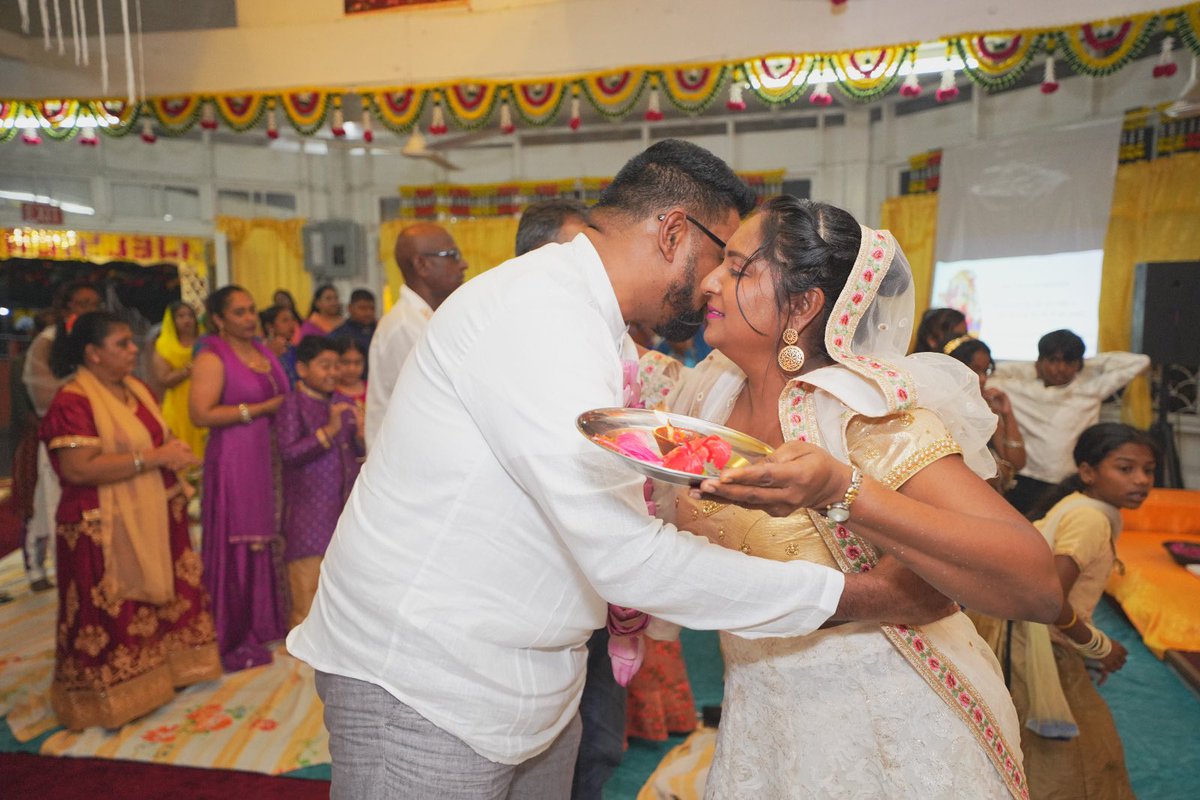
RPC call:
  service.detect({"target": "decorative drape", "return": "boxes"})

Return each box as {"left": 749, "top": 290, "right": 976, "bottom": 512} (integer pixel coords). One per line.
{"left": 215, "top": 217, "right": 311, "bottom": 313}
{"left": 880, "top": 193, "right": 939, "bottom": 351}
{"left": 1099, "top": 151, "right": 1200, "bottom": 427}
{"left": 379, "top": 217, "right": 520, "bottom": 308}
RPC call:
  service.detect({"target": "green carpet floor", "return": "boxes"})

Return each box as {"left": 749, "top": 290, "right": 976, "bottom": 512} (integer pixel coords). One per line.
{"left": 603, "top": 603, "right": 1200, "bottom": 799}
{"left": 3, "top": 603, "right": 1196, "bottom": 797}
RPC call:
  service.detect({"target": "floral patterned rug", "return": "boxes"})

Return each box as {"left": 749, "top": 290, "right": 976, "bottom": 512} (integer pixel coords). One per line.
{"left": 0, "top": 550, "right": 330, "bottom": 775}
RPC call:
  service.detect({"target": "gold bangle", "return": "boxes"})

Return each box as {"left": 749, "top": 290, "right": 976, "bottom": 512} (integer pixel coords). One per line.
{"left": 315, "top": 427, "right": 331, "bottom": 449}
{"left": 1055, "top": 609, "right": 1078, "bottom": 629}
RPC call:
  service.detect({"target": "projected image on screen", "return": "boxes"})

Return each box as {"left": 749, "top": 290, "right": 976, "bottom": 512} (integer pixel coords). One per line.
{"left": 930, "top": 250, "right": 1103, "bottom": 362}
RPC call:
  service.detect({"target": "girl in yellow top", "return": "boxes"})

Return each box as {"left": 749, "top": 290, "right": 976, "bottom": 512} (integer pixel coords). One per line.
{"left": 152, "top": 302, "right": 207, "bottom": 459}
{"left": 1011, "top": 423, "right": 1157, "bottom": 800}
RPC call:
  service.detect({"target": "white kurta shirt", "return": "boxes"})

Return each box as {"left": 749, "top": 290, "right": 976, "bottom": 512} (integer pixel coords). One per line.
{"left": 287, "top": 234, "right": 844, "bottom": 764}
{"left": 364, "top": 283, "right": 434, "bottom": 449}
{"left": 991, "top": 352, "right": 1150, "bottom": 483}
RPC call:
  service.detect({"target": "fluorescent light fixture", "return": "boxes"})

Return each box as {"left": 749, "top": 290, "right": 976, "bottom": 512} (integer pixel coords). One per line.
{"left": 0, "top": 189, "right": 96, "bottom": 215}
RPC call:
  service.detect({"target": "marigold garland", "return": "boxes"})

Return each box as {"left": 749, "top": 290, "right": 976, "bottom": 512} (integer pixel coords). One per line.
{"left": 3, "top": 2, "right": 1198, "bottom": 140}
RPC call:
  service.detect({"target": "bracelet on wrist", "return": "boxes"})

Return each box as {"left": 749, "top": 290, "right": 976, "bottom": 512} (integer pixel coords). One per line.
{"left": 1070, "top": 623, "right": 1113, "bottom": 660}
{"left": 132, "top": 451, "right": 145, "bottom": 474}
{"left": 315, "top": 427, "right": 332, "bottom": 449}
{"left": 238, "top": 403, "right": 252, "bottom": 425}
{"left": 1055, "top": 609, "right": 1078, "bottom": 630}
{"left": 1004, "top": 438, "right": 1025, "bottom": 449}
{"left": 826, "top": 466, "right": 863, "bottom": 524}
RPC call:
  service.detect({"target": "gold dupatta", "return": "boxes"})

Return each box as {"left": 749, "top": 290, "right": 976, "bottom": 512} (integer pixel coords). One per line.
{"left": 71, "top": 367, "right": 175, "bottom": 605}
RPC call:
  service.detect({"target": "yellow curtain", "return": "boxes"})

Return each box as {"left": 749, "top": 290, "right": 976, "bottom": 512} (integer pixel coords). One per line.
{"left": 880, "top": 193, "right": 939, "bottom": 350}
{"left": 215, "top": 217, "right": 312, "bottom": 312}
{"left": 1099, "top": 151, "right": 1200, "bottom": 427}
{"left": 380, "top": 217, "right": 520, "bottom": 309}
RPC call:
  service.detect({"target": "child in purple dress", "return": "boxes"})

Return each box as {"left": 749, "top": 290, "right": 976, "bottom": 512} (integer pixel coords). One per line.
{"left": 275, "top": 336, "right": 365, "bottom": 628}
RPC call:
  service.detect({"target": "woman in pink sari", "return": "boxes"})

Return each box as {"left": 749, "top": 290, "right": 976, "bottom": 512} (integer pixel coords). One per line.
{"left": 190, "top": 286, "right": 290, "bottom": 672}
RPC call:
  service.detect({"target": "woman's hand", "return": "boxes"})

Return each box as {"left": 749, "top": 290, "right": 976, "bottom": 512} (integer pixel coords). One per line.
{"left": 150, "top": 438, "right": 200, "bottom": 472}
{"left": 694, "top": 441, "right": 852, "bottom": 517}
{"left": 982, "top": 387, "right": 1012, "bottom": 416}
{"left": 258, "top": 394, "right": 285, "bottom": 418}
{"left": 1094, "top": 638, "right": 1128, "bottom": 684}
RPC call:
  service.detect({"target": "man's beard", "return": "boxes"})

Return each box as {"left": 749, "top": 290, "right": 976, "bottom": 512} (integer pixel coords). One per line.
{"left": 653, "top": 252, "right": 704, "bottom": 342}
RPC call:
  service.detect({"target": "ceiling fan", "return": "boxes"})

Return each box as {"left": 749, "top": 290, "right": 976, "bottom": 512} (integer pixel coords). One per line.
{"left": 401, "top": 128, "right": 462, "bottom": 171}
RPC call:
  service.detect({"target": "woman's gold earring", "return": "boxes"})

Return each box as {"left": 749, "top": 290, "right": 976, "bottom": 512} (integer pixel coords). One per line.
{"left": 777, "top": 328, "right": 805, "bottom": 373}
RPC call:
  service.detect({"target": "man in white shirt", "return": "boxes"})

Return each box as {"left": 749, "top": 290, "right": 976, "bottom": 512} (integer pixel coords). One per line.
{"left": 364, "top": 222, "right": 466, "bottom": 448}
{"left": 289, "top": 140, "right": 951, "bottom": 799}
{"left": 991, "top": 328, "right": 1150, "bottom": 513}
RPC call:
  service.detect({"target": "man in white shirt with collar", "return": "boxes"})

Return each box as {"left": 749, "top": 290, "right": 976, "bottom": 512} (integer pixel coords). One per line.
{"left": 991, "top": 328, "right": 1150, "bottom": 513}
{"left": 289, "top": 141, "right": 951, "bottom": 799}
{"left": 364, "top": 222, "right": 466, "bottom": 448}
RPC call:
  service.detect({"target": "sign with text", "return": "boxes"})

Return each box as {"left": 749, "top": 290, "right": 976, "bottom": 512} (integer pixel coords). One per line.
{"left": 20, "top": 203, "right": 63, "bottom": 226}
{"left": 0, "top": 228, "right": 209, "bottom": 272}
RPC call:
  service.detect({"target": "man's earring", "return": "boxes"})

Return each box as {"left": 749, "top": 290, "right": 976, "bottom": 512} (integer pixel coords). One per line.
{"left": 778, "top": 328, "right": 805, "bottom": 373}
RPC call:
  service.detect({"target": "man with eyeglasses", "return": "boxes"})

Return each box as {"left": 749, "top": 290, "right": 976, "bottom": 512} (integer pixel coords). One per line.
{"left": 363, "top": 222, "right": 467, "bottom": 448}
{"left": 290, "top": 140, "right": 954, "bottom": 799}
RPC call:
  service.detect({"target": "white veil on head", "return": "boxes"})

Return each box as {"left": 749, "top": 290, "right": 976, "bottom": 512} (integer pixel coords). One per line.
{"left": 792, "top": 225, "right": 998, "bottom": 479}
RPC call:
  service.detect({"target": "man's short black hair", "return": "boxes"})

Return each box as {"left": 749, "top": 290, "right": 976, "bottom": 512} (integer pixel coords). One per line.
{"left": 296, "top": 334, "right": 338, "bottom": 364}
{"left": 515, "top": 199, "right": 589, "bottom": 257}
{"left": 349, "top": 289, "right": 376, "bottom": 304}
{"left": 1037, "top": 329, "right": 1085, "bottom": 364}
{"left": 595, "top": 139, "right": 756, "bottom": 224}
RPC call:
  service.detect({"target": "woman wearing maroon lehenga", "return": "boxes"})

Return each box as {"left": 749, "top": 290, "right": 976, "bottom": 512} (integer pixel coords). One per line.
{"left": 41, "top": 312, "right": 220, "bottom": 730}
{"left": 190, "top": 286, "right": 290, "bottom": 672}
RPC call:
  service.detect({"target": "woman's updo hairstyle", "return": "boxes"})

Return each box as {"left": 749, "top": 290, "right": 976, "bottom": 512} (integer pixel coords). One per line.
{"left": 205, "top": 285, "right": 249, "bottom": 325}
{"left": 49, "top": 311, "right": 127, "bottom": 378}
{"left": 746, "top": 196, "right": 861, "bottom": 353}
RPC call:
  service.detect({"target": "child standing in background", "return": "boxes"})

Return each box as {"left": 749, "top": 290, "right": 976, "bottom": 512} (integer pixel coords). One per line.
{"left": 990, "top": 329, "right": 1149, "bottom": 514}
{"left": 334, "top": 337, "right": 368, "bottom": 412}
{"left": 275, "top": 336, "right": 364, "bottom": 629}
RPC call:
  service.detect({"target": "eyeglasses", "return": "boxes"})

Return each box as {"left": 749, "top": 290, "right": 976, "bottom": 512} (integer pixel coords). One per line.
{"left": 421, "top": 248, "right": 464, "bottom": 261}
{"left": 657, "top": 214, "right": 726, "bottom": 251}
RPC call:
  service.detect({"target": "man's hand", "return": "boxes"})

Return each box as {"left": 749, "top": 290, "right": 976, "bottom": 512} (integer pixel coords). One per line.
{"left": 825, "top": 556, "right": 958, "bottom": 627}
{"left": 694, "top": 441, "right": 851, "bottom": 518}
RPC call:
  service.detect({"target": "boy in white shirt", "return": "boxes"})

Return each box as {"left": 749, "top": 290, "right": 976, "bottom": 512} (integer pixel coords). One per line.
{"left": 991, "top": 329, "right": 1150, "bottom": 513}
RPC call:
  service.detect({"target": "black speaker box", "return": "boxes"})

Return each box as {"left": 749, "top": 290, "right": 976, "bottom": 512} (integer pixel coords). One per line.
{"left": 1131, "top": 261, "right": 1200, "bottom": 365}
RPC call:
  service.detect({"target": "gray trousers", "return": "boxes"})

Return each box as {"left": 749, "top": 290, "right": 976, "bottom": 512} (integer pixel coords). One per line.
{"left": 316, "top": 670, "right": 583, "bottom": 800}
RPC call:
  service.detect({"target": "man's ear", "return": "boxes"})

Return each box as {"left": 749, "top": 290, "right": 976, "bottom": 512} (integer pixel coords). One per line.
{"left": 656, "top": 209, "right": 688, "bottom": 263}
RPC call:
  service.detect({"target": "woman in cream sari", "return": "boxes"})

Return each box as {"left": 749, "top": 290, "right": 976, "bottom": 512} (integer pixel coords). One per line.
{"left": 41, "top": 311, "right": 220, "bottom": 729}
{"left": 653, "top": 197, "right": 1057, "bottom": 799}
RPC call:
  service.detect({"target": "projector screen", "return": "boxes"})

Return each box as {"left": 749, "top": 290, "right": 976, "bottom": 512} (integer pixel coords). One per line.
{"left": 930, "top": 250, "right": 1104, "bottom": 361}
{"left": 932, "top": 120, "right": 1120, "bottom": 361}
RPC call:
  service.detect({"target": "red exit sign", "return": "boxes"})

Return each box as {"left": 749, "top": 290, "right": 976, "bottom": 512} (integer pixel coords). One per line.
{"left": 21, "top": 203, "right": 64, "bottom": 225}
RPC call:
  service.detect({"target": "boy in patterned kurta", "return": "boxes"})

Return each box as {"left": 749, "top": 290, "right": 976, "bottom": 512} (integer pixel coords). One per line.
{"left": 275, "top": 336, "right": 365, "bottom": 628}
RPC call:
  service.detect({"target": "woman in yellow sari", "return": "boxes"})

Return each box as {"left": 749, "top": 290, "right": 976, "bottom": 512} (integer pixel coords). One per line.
{"left": 152, "top": 302, "right": 207, "bottom": 458}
